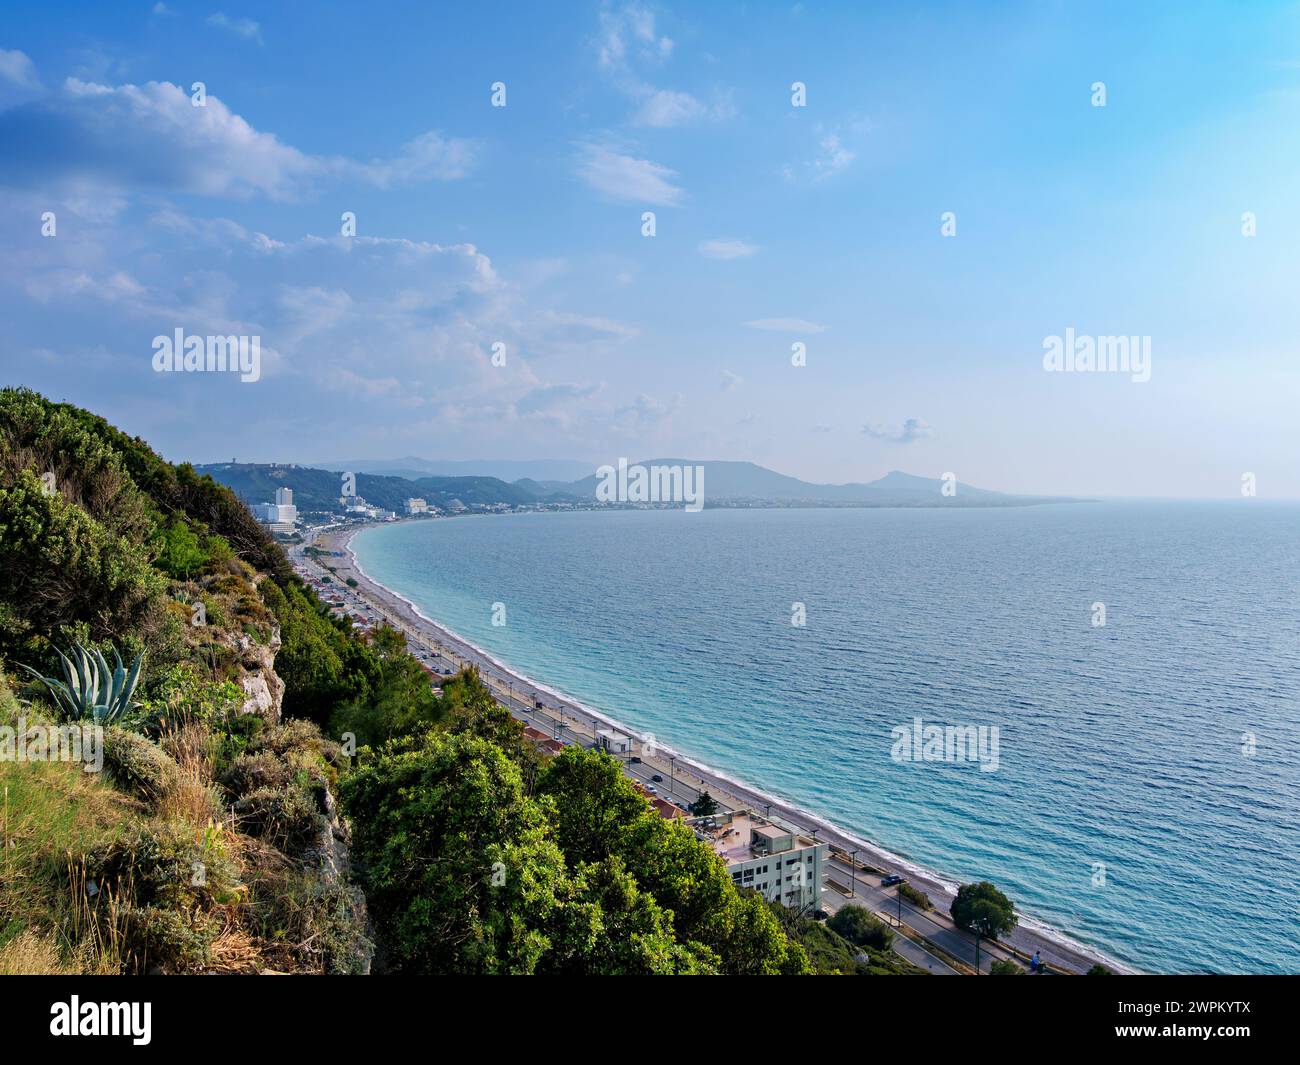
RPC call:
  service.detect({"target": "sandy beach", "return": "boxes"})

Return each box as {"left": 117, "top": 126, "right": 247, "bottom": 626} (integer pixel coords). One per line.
{"left": 298, "top": 520, "right": 1133, "bottom": 976}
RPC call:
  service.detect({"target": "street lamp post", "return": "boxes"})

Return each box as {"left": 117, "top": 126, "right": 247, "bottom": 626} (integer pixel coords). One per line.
{"left": 897, "top": 885, "right": 903, "bottom": 927}
{"left": 849, "top": 849, "right": 857, "bottom": 897}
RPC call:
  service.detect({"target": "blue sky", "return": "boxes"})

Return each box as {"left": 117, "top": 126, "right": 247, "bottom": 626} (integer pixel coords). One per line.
{"left": 1, "top": 0, "right": 1298, "bottom": 496}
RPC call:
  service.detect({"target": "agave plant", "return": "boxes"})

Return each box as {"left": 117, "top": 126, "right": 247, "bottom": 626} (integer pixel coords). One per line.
{"left": 19, "top": 643, "right": 145, "bottom": 724}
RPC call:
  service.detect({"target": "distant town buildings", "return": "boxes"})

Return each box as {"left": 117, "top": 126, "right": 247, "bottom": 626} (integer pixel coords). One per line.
{"left": 252, "top": 487, "right": 298, "bottom": 534}
{"left": 696, "top": 811, "right": 828, "bottom": 911}
{"left": 403, "top": 497, "right": 429, "bottom": 515}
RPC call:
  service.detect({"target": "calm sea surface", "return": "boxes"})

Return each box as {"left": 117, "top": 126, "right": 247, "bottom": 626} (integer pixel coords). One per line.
{"left": 353, "top": 503, "right": 1300, "bottom": 973}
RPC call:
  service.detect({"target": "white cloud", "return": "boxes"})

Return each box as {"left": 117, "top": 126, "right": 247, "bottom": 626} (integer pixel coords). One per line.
{"left": 720, "top": 370, "right": 743, "bottom": 392}
{"left": 616, "top": 391, "right": 682, "bottom": 427}
{"left": 206, "top": 13, "right": 264, "bottom": 45}
{"left": 784, "top": 120, "right": 869, "bottom": 182}
{"left": 744, "top": 317, "right": 827, "bottom": 333}
{"left": 537, "top": 310, "right": 639, "bottom": 344}
{"left": 0, "top": 79, "right": 476, "bottom": 200}
{"left": 575, "top": 142, "right": 683, "bottom": 206}
{"left": 634, "top": 89, "right": 705, "bottom": 127}
{"left": 596, "top": 2, "right": 673, "bottom": 75}
{"left": 699, "top": 238, "right": 758, "bottom": 260}
{"left": 595, "top": 3, "right": 732, "bottom": 128}
{"left": 0, "top": 49, "right": 41, "bottom": 90}
{"left": 862, "top": 418, "right": 931, "bottom": 444}
{"left": 811, "top": 132, "right": 855, "bottom": 179}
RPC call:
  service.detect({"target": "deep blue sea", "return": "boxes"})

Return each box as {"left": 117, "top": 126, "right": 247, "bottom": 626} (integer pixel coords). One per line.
{"left": 352, "top": 503, "right": 1300, "bottom": 974}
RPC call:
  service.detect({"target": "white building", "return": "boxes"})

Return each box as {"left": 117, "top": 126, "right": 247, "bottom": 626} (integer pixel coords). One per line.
{"left": 595, "top": 729, "right": 630, "bottom": 754}
{"left": 697, "top": 811, "right": 828, "bottom": 911}
{"left": 252, "top": 486, "right": 298, "bottom": 530}
{"left": 404, "top": 497, "right": 429, "bottom": 515}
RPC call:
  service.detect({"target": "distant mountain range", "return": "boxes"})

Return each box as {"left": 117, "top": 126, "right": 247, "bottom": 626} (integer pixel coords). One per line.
{"left": 200, "top": 458, "right": 1080, "bottom": 513}
{"left": 315, "top": 456, "right": 595, "bottom": 482}
{"left": 570, "top": 461, "right": 1076, "bottom": 506}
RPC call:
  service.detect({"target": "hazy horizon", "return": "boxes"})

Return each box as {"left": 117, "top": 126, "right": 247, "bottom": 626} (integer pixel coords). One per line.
{"left": 3, "top": 1, "right": 1299, "bottom": 499}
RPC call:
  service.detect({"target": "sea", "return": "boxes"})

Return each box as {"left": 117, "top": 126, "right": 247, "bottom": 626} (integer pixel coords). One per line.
{"left": 351, "top": 502, "right": 1300, "bottom": 974}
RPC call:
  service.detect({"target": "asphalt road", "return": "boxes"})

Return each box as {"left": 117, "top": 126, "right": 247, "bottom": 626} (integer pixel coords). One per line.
{"left": 292, "top": 531, "right": 1050, "bottom": 977}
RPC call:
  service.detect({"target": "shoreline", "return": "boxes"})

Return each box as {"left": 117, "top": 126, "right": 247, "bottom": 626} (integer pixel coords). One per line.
{"left": 306, "top": 517, "right": 1136, "bottom": 975}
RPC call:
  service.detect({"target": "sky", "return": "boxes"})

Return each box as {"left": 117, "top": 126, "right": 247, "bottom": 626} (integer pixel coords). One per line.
{"left": 1, "top": 0, "right": 1299, "bottom": 497}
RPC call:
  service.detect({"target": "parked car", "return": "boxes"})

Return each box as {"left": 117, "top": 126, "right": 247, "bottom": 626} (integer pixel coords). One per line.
{"left": 628, "top": 756, "right": 642, "bottom": 764}
{"left": 881, "top": 874, "right": 906, "bottom": 887}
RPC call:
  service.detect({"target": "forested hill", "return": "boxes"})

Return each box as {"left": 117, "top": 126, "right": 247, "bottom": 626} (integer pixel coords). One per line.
{"left": 0, "top": 387, "right": 887, "bottom": 976}
{"left": 197, "top": 462, "right": 573, "bottom": 513}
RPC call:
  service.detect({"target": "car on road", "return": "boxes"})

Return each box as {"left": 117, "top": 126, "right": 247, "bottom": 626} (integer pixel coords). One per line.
{"left": 881, "top": 874, "right": 907, "bottom": 887}
{"left": 628, "top": 756, "right": 641, "bottom": 764}
{"left": 651, "top": 774, "right": 663, "bottom": 783}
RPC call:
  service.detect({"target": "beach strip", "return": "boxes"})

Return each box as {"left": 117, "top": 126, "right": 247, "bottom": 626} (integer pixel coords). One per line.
{"left": 298, "top": 521, "right": 1134, "bottom": 976}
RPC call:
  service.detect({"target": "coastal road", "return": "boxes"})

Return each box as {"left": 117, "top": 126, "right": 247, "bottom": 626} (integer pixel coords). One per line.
{"left": 292, "top": 528, "right": 1081, "bottom": 976}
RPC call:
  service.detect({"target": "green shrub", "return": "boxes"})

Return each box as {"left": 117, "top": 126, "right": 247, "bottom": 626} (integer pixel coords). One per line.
{"left": 119, "top": 905, "right": 220, "bottom": 974}
{"left": 990, "top": 958, "right": 1024, "bottom": 975}
{"left": 234, "top": 786, "right": 322, "bottom": 852}
{"left": 100, "top": 727, "right": 180, "bottom": 806}
{"left": 827, "top": 903, "right": 894, "bottom": 951}
{"left": 221, "top": 751, "right": 291, "bottom": 797}
{"left": 899, "top": 882, "right": 932, "bottom": 910}
{"left": 88, "top": 822, "right": 240, "bottom": 914}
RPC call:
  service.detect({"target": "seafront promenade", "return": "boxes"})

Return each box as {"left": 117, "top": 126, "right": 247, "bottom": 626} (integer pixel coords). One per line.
{"left": 292, "top": 523, "right": 1129, "bottom": 976}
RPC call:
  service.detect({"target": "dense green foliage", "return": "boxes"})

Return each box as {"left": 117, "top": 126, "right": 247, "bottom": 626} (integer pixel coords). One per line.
{"left": 1, "top": 388, "right": 816, "bottom": 977}
{"left": 899, "top": 882, "right": 932, "bottom": 910}
{"left": 688, "top": 790, "right": 718, "bottom": 816}
{"left": 828, "top": 903, "right": 895, "bottom": 951}
{"left": 344, "top": 735, "right": 810, "bottom": 974}
{"left": 951, "top": 881, "right": 1018, "bottom": 942}
{"left": 200, "top": 461, "right": 562, "bottom": 514}
{"left": 328, "top": 626, "right": 446, "bottom": 746}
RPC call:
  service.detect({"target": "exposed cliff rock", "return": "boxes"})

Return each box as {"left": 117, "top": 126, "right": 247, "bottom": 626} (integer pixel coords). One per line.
{"left": 233, "top": 626, "right": 284, "bottom": 723}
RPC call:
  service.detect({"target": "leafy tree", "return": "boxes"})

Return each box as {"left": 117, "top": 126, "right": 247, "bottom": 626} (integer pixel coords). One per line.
{"left": 619, "top": 813, "right": 810, "bottom": 974}
{"left": 259, "top": 578, "right": 379, "bottom": 723}
{"left": 0, "top": 469, "right": 165, "bottom": 659}
{"left": 152, "top": 518, "right": 207, "bottom": 579}
{"left": 329, "top": 625, "right": 446, "bottom": 746}
{"left": 341, "top": 730, "right": 568, "bottom": 974}
{"left": 536, "top": 746, "right": 652, "bottom": 865}
{"left": 441, "top": 668, "right": 538, "bottom": 783}
{"left": 950, "top": 880, "right": 1018, "bottom": 973}
{"left": 542, "top": 856, "right": 713, "bottom": 975}
{"left": 828, "top": 903, "right": 894, "bottom": 951}
{"left": 688, "top": 790, "right": 718, "bottom": 816}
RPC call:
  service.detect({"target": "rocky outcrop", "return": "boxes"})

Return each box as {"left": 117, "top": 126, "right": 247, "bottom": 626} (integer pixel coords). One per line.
{"left": 306, "top": 784, "right": 375, "bottom": 975}
{"left": 233, "top": 625, "right": 284, "bottom": 724}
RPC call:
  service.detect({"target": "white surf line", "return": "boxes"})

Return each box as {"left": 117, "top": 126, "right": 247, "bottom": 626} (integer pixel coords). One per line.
{"left": 326, "top": 522, "right": 1137, "bottom": 975}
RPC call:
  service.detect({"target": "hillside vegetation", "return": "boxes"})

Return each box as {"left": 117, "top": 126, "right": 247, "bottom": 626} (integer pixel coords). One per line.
{"left": 0, "top": 387, "right": 815, "bottom": 975}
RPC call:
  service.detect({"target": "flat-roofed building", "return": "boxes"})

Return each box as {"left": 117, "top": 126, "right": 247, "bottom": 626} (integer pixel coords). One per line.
{"left": 695, "top": 810, "right": 827, "bottom": 911}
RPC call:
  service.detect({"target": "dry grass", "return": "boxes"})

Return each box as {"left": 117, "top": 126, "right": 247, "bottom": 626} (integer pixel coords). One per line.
{"left": 0, "top": 929, "right": 77, "bottom": 974}
{"left": 155, "top": 719, "right": 223, "bottom": 825}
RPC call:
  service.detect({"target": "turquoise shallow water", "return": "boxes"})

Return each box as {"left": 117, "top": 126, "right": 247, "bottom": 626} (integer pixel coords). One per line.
{"left": 352, "top": 502, "right": 1300, "bottom": 974}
